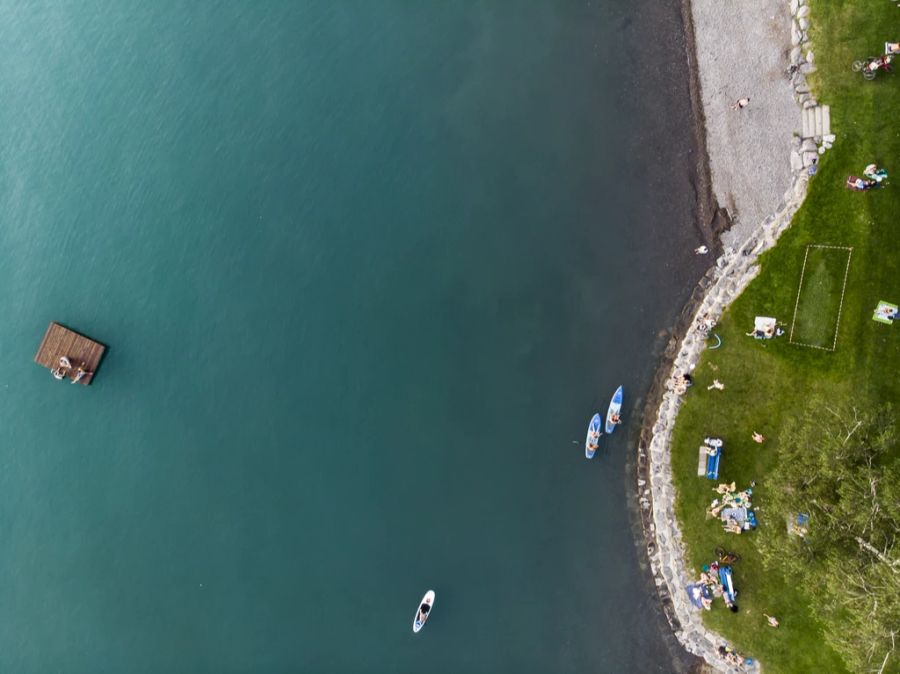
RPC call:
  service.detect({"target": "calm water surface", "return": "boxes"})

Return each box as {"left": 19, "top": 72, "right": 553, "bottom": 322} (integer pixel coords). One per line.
{"left": 0, "top": 2, "right": 706, "bottom": 672}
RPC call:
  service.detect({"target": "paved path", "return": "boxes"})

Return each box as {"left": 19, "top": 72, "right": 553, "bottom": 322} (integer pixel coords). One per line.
{"left": 691, "top": 0, "right": 799, "bottom": 247}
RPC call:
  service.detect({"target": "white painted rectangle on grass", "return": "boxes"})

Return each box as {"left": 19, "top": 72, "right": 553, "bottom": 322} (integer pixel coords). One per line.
{"left": 788, "top": 244, "right": 852, "bottom": 352}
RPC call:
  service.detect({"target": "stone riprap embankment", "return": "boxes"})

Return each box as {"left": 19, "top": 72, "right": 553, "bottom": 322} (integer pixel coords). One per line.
{"left": 638, "top": 176, "right": 806, "bottom": 673}
{"left": 635, "top": 0, "right": 828, "bottom": 671}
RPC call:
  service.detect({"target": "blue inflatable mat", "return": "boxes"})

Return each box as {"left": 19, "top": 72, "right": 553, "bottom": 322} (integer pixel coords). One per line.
{"left": 718, "top": 565, "right": 736, "bottom": 604}
{"left": 706, "top": 449, "right": 721, "bottom": 480}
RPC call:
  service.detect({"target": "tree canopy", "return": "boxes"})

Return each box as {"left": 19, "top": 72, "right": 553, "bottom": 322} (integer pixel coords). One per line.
{"left": 760, "top": 401, "right": 899, "bottom": 674}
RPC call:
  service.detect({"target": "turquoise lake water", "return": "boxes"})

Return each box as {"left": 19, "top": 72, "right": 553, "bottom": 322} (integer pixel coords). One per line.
{"left": 0, "top": 2, "right": 707, "bottom": 672}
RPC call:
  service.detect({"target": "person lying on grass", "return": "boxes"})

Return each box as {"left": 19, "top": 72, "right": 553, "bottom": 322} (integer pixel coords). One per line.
{"left": 723, "top": 519, "right": 744, "bottom": 534}
{"left": 716, "top": 482, "right": 736, "bottom": 495}
{"left": 847, "top": 175, "right": 878, "bottom": 191}
{"left": 863, "top": 163, "right": 888, "bottom": 183}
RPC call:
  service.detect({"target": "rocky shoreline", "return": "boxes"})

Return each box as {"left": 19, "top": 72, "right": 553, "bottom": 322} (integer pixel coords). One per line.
{"left": 634, "top": 0, "right": 824, "bottom": 671}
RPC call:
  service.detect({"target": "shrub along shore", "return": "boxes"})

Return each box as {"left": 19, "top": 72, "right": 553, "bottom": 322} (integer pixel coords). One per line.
{"left": 668, "top": 2, "right": 900, "bottom": 672}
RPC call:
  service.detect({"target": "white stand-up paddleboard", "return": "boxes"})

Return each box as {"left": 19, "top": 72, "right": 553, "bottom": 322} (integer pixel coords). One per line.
{"left": 413, "top": 590, "right": 435, "bottom": 633}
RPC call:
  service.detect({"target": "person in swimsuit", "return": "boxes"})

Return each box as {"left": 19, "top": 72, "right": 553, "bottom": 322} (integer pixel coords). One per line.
{"left": 71, "top": 363, "right": 94, "bottom": 384}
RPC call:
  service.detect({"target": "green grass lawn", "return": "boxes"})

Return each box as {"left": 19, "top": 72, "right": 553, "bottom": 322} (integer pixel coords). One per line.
{"left": 669, "top": 2, "right": 900, "bottom": 671}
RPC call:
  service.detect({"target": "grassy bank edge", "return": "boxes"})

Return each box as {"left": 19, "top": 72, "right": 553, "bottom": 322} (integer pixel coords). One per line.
{"left": 668, "top": 2, "right": 899, "bottom": 672}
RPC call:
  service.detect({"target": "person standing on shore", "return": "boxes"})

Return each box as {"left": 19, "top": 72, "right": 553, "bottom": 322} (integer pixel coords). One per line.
{"left": 730, "top": 96, "right": 750, "bottom": 110}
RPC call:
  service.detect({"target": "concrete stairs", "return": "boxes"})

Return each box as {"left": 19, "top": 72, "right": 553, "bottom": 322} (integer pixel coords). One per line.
{"left": 801, "top": 104, "right": 830, "bottom": 139}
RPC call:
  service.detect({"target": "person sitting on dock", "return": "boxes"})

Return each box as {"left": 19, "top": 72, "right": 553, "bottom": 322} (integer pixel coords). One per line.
{"left": 71, "top": 363, "right": 94, "bottom": 384}
{"left": 51, "top": 356, "right": 73, "bottom": 380}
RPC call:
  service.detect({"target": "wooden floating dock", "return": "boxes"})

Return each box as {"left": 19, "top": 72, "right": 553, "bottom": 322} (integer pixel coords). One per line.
{"left": 34, "top": 322, "right": 106, "bottom": 386}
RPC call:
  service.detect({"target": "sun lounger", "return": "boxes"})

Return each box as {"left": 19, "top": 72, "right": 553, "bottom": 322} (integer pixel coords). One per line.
{"left": 873, "top": 301, "right": 898, "bottom": 325}
{"left": 698, "top": 447, "right": 708, "bottom": 476}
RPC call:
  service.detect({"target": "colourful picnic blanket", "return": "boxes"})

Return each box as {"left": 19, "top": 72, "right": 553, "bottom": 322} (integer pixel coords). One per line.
{"left": 873, "top": 301, "right": 897, "bottom": 325}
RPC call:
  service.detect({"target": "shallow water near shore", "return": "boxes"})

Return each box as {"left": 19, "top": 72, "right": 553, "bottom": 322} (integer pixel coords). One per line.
{"left": 0, "top": 2, "right": 706, "bottom": 672}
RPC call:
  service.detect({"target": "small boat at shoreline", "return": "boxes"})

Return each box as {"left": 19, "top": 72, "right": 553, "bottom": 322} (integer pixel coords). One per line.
{"left": 605, "top": 386, "right": 623, "bottom": 434}
{"left": 412, "top": 590, "right": 435, "bottom": 633}
{"left": 585, "top": 413, "right": 602, "bottom": 459}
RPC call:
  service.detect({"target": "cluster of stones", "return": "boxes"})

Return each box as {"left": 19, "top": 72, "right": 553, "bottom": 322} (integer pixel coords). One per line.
{"left": 788, "top": 0, "right": 834, "bottom": 171}
{"left": 637, "top": 172, "right": 810, "bottom": 673}
{"left": 635, "top": 2, "right": 829, "bottom": 670}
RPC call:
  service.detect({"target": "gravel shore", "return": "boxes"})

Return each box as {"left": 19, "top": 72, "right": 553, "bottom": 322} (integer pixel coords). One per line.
{"left": 692, "top": 0, "right": 799, "bottom": 248}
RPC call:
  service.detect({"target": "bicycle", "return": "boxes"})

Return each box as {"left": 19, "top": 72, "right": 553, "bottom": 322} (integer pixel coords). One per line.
{"left": 852, "top": 55, "right": 893, "bottom": 80}
{"left": 715, "top": 546, "right": 741, "bottom": 564}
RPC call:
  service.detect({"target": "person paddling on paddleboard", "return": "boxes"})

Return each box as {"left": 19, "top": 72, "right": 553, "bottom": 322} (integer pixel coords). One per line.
{"left": 610, "top": 413, "right": 622, "bottom": 426}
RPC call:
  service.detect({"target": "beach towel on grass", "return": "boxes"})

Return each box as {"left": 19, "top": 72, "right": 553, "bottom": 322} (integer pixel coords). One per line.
{"left": 721, "top": 507, "right": 748, "bottom": 525}
{"left": 686, "top": 584, "right": 706, "bottom": 610}
{"left": 754, "top": 316, "right": 776, "bottom": 332}
{"left": 719, "top": 566, "right": 737, "bottom": 604}
{"left": 751, "top": 316, "right": 777, "bottom": 338}
{"left": 873, "top": 301, "right": 897, "bottom": 325}
{"left": 706, "top": 449, "right": 721, "bottom": 480}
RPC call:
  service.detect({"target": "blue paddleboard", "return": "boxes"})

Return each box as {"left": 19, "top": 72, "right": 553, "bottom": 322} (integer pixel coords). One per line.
{"left": 585, "top": 413, "right": 602, "bottom": 459}
{"left": 605, "top": 386, "right": 623, "bottom": 434}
